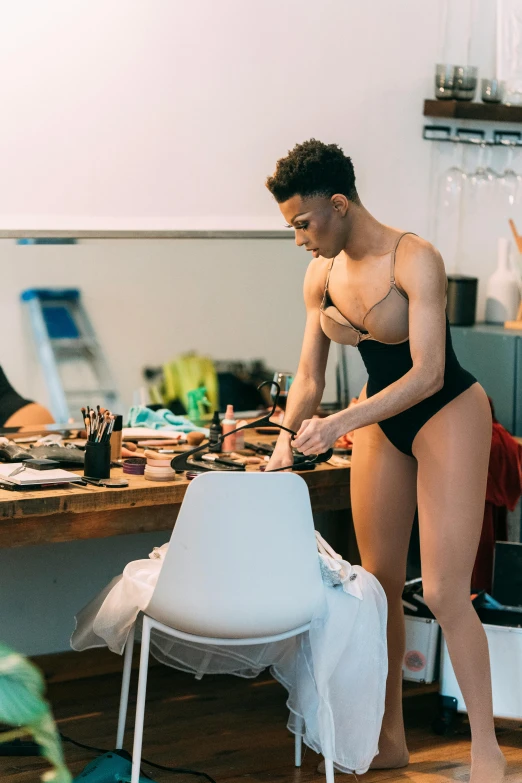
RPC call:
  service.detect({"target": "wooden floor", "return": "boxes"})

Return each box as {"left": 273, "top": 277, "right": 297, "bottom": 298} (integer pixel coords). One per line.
{"left": 1, "top": 649, "right": 522, "bottom": 782}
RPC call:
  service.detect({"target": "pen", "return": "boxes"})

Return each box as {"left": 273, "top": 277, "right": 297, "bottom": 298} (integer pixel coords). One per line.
{"left": 8, "top": 463, "right": 27, "bottom": 478}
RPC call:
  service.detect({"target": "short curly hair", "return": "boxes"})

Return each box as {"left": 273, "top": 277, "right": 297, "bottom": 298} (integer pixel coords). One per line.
{"left": 266, "top": 139, "right": 359, "bottom": 204}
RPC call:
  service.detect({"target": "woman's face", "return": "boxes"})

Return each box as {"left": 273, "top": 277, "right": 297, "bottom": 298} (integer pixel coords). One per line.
{"left": 278, "top": 194, "right": 348, "bottom": 260}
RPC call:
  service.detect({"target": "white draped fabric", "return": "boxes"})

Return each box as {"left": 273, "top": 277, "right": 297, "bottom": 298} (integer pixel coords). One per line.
{"left": 71, "top": 535, "right": 387, "bottom": 774}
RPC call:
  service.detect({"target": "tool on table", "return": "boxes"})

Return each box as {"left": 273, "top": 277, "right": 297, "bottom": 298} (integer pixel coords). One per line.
{"left": 0, "top": 439, "right": 32, "bottom": 462}
{"left": 170, "top": 381, "right": 333, "bottom": 474}
{"left": 80, "top": 476, "right": 129, "bottom": 488}
{"left": 201, "top": 453, "right": 248, "bottom": 468}
{"left": 244, "top": 441, "right": 275, "bottom": 456}
{"left": 21, "top": 288, "right": 123, "bottom": 422}
{"left": 29, "top": 444, "right": 86, "bottom": 467}
{"left": 8, "top": 458, "right": 60, "bottom": 477}
{"left": 8, "top": 463, "right": 27, "bottom": 478}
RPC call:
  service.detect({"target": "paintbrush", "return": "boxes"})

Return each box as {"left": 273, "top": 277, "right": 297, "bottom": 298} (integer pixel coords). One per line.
{"left": 81, "top": 406, "right": 90, "bottom": 439}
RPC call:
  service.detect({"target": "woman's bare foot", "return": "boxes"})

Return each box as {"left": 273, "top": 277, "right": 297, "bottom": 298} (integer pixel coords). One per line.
{"left": 470, "top": 747, "right": 506, "bottom": 783}
{"left": 369, "top": 725, "right": 409, "bottom": 770}
{"left": 316, "top": 739, "right": 409, "bottom": 775}
{"left": 369, "top": 740, "right": 409, "bottom": 769}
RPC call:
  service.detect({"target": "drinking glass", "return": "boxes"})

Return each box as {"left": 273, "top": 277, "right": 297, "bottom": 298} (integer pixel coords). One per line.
{"left": 454, "top": 66, "right": 478, "bottom": 101}
{"left": 435, "top": 64, "right": 455, "bottom": 100}
{"left": 481, "top": 78, "right": 505, "bottom": 103}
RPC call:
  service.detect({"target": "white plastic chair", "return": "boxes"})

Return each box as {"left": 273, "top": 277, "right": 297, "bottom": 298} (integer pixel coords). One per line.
{"left": 115, "top": 471, "right": 334, "bottom": 783}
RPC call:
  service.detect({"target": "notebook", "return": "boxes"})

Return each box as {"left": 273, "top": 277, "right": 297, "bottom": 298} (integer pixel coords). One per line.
{"left": 0, "top": 463, "right": 83, "bottom": 486}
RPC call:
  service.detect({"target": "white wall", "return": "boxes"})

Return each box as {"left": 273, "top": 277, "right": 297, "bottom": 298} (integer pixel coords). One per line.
{"left": 0, "top": 0, "right": 454, "bottom": 231}
{"left": 1, "top": 237, "right": 342, "bottom": 408}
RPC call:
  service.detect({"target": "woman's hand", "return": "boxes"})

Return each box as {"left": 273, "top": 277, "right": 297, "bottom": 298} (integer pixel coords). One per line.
{"left": 265, "top": 440, "right": 294, "bottom": 472}
{"left": 291, "top": 413, "right": 348, "bottom": 456}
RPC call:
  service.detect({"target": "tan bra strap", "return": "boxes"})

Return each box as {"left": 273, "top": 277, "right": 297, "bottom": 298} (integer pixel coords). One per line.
{"left": 323, "top": 256, "right": 336, "bottom": 299}
{"left": 390, "top": 232, "right": 417, "bottom": 284}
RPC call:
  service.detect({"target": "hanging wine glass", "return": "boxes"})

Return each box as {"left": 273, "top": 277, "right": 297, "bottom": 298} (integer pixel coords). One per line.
{"left": 496, "top": 145, "right": 521, "bottom": 209}
{"left": 459, "top": 143, "right": 499, "bottom": 318}
{"left": 433, "top": 143, "right": 467, "bottom": 274}
{"left": 483, "top": 144, "right": 499, "bottom": 182}
{"left": 468, "top": 143, "right": 496, "bottom": 188}
{"left": 466, "top": 144, "right": 497, "bottom": 227}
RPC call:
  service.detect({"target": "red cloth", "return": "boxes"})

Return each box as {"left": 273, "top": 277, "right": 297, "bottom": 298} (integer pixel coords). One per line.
{"left": 471, "top": 408, "right": 522, "bottom": 593}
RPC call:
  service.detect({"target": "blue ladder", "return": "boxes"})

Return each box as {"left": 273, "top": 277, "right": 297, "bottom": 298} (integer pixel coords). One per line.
{"left": 21, "top": 288, "right": 123, "bottom": 422}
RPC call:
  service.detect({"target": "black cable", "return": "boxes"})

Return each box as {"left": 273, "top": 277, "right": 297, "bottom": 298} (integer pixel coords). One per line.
{"left": 59, "top": 732, "right": 218, "bottom": 783}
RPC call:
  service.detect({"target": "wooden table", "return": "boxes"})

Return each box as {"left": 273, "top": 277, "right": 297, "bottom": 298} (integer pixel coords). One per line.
{"left": 0, "top": 458, "right": 351, "bottom": 549}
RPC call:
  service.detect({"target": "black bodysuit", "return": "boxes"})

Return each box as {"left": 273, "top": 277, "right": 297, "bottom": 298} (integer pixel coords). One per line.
{"left": 319, "top": 233, "right": 477, "bottom": 456}
{"left": 0, "top": 367, "right": 32, "bottom": 427}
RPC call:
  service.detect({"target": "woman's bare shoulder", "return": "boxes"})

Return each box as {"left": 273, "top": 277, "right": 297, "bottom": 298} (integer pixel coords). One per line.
{"left": 395, "top": 234, "right": 447, "bottom": 294}
{"left": 398, "top": 234, "right": 444, "bottom": 266}
{"left": 303, "top": 256, "right": 331, "bottom": 307}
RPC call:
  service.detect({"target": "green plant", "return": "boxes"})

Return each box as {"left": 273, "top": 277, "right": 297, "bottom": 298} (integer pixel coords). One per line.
{"left": 0, "top": 643, "right": 71, "bottom": 782}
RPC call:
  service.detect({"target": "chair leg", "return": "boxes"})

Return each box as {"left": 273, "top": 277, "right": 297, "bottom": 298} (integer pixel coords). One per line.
{"left": 131, "top": 617, "right": 151, "bottom": 783}
{"left": 294, "top": 715, "right": 304, "bottom": 767}
{"left": 323, "top": 758, "right": 335, "bottom": 783}
{"left": 294, "top": 733, "right": 302, "bottom": 767}
{"left": 116, "top": 624, "right": 136, "bottom": 749}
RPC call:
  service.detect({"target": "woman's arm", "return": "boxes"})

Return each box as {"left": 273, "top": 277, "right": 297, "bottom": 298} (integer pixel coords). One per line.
{"left": 266, "top": 260, "right": 331, "bottom": 469}
{"left": 5, "top": 402, "right": 55, "bottom": 427}
{"left": 292, "top": 238, "right": 448, "bottom": 454}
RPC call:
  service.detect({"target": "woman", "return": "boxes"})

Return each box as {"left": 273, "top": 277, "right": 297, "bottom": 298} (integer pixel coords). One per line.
{"left": 265, "top": 140, "right": 505, "bottom": 783}
{"left": 0, "top": 366, "right": 53, "bottom": 427}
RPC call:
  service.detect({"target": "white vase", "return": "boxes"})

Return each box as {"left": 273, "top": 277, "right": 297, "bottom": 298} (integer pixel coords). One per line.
{"left": 485, "top": 238, "right": 521, "bottom": 324}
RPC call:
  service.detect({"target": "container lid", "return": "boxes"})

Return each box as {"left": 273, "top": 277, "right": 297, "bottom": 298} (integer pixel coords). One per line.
{"left": 113, "top": 415, "right": 123, "bottom": 432}
{"left": 447, "top": 274, "right": 478, "bottom": 282}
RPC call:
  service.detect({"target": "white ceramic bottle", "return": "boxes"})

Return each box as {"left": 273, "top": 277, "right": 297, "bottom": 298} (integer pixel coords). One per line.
{"left": 485, "top": 238, "right": 521, "bottom": 324}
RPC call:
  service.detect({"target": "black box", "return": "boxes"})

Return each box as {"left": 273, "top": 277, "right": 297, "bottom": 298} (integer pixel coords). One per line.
{"left": 492, "top": 542, "right": 522, "bottom": 608}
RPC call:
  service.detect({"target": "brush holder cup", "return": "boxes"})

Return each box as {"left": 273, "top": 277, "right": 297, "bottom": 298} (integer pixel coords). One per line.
{"left": 84, "top": 441, "right": 111, "bottom": 480}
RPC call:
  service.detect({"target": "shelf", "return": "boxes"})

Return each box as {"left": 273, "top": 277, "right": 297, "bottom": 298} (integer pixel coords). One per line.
{"left": 424, "top": 99, "right": 522, "bottom": 124}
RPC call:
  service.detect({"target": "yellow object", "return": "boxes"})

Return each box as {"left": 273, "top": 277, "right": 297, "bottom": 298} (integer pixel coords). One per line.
{"left": 150, "top": 352, "right": 219, "bottom": 414}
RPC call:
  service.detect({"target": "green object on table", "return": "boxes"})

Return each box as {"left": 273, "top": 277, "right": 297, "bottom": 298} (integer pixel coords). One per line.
{"left": 0, "top": 643, "right": 71, "bottom": 782}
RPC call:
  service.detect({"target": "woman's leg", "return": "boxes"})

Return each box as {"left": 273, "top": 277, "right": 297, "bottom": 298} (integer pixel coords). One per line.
{"left": 413, "top": 383, "right": 506, "bottom": 783}
{"left": 350, "top": 387, "right": 418, "bottom": 768}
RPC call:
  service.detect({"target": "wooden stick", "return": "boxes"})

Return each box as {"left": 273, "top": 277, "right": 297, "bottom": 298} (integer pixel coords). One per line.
{"left": 509, "top": 219, "right": 522, "bottom": 253}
